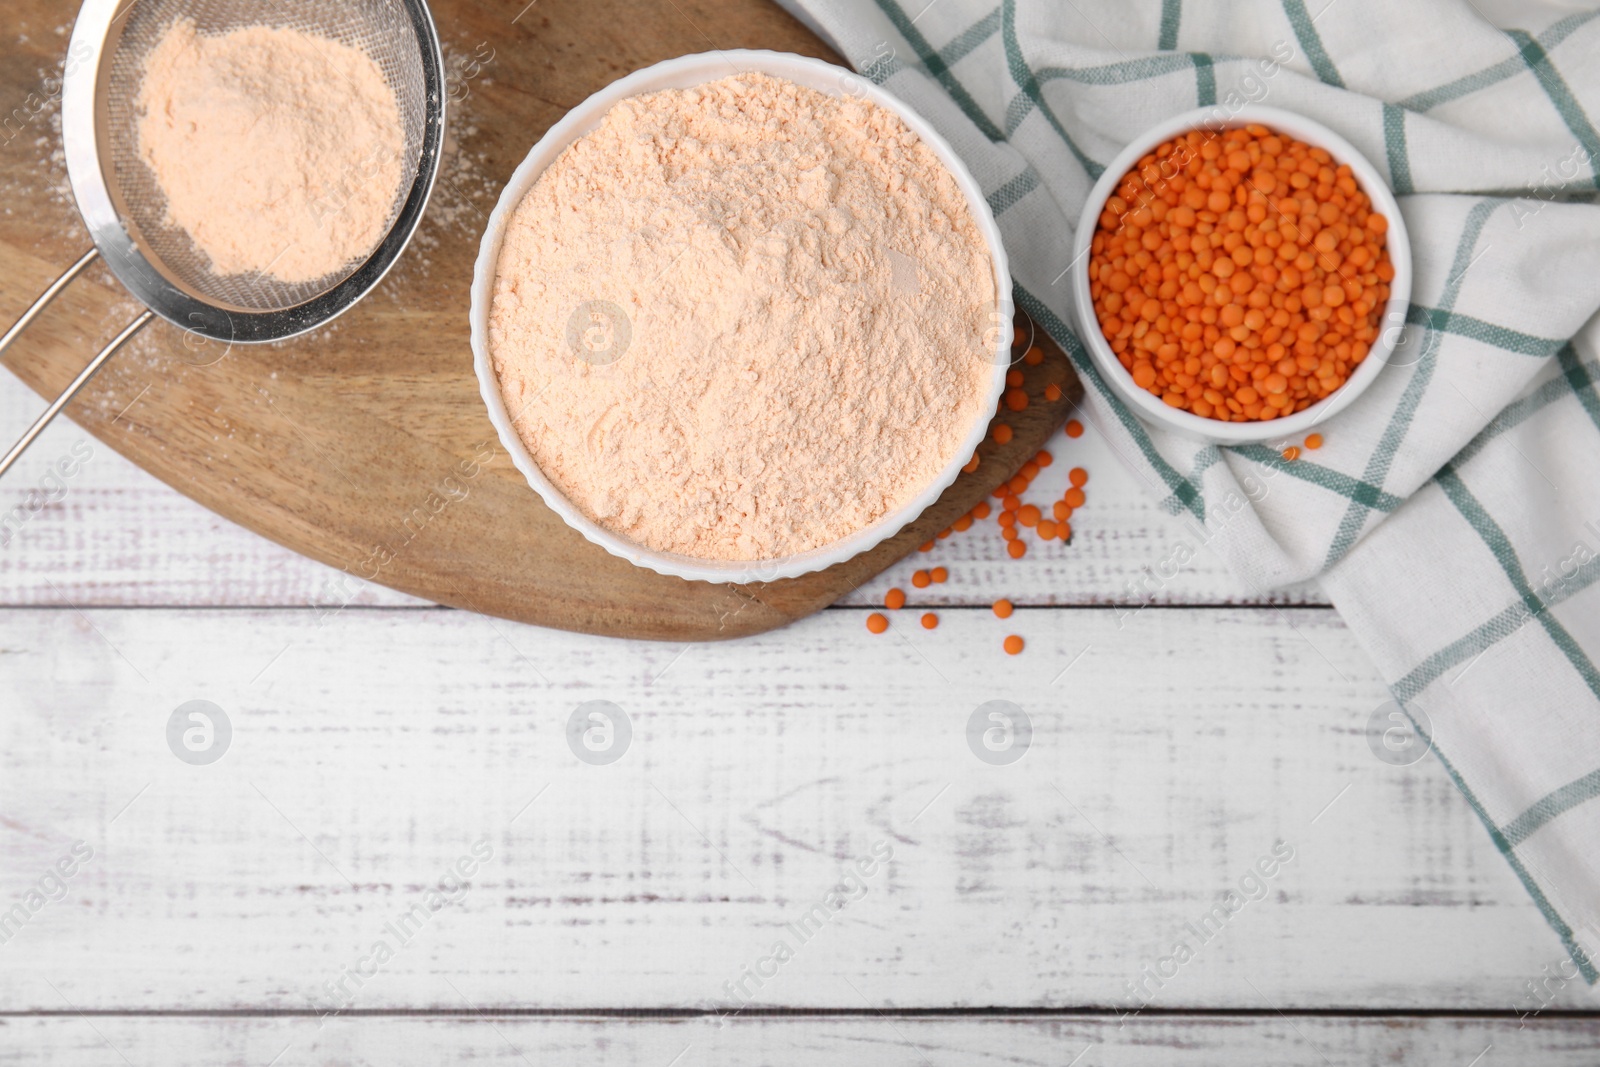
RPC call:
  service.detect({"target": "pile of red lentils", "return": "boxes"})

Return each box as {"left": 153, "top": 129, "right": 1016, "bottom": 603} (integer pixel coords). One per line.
{"left": 1089, "top": 123, "right": 1393, "bottom": 422}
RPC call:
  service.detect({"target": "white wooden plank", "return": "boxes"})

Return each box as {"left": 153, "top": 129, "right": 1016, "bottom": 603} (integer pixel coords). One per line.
{"left": 0, "top": 606, "right": 1590, "bottom": 1012}
{"left": 0, "top": 1015, "right": 1596, "bottom": 1067}
{"left": 0, "top": 370, "right": 1322, "bottom": 607}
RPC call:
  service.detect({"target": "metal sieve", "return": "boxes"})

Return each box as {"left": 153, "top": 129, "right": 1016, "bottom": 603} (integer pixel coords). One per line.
{"left": 0, "top": 0, "right": 444, "bottom": 478}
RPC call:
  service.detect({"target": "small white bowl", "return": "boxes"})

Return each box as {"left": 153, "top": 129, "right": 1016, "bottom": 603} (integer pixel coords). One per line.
{"left": 471, "top": 50, "right": 1011, "bottom": 584}
{"left": 1069, "top": 105, "right": 1412, "bottom": 445}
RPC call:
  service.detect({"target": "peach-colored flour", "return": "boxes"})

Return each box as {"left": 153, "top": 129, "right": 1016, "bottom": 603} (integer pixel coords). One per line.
{"left": 490, "top": 72, "right": 995, "bottom": 561}
{"left": 135, "top": 19, "right": 404, "bottom": 284}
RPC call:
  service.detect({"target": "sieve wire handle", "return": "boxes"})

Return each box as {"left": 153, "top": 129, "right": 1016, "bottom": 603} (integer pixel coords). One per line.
{"left": 0, "top": 248, "right": 154, "bottom": 479}
{"left": 0, "top": 248, "right": 100, "bottom": 360}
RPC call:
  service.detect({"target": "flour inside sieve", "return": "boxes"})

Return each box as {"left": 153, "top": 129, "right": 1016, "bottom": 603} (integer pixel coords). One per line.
{"left": 133, "top": 17, "right": 406, "bottom": 287}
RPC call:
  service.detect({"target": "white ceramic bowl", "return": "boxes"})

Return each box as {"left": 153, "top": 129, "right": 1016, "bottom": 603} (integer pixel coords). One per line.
{"left": 1069, "top": 105, "right": 1411, "bottom": 445}
{"left": 471, "top": 50, "right": 1011, "bottom": 584}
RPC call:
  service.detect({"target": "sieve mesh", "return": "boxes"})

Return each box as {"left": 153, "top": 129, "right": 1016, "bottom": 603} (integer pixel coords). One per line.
{"left": 102, "top": 0, "right": 428, "bottom": 312}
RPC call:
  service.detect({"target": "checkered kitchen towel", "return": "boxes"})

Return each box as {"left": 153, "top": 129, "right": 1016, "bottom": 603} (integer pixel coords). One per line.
{"left": 777, "top": 0, "right": 1600, "bottom": 979}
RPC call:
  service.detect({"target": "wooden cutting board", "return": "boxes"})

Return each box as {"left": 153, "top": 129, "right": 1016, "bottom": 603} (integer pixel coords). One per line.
{"left": 0, "top": 0, "right": 1080, "bottom": 640}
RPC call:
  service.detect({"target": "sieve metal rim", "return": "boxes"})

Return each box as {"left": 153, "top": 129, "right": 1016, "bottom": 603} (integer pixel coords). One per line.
{"left": 60, "top": 0, "right": 446, "bottom": 345}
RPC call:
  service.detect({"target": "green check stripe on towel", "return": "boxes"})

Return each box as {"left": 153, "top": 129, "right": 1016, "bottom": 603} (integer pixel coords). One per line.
{"left": 780, "top": 0, "right": 1600, "bottom": 978}
{"left": 1504, "top": 770, "right": 1600, "bottom": 850}
{"left": 1321, "top": 198, "right": 1502, "bottom": 569}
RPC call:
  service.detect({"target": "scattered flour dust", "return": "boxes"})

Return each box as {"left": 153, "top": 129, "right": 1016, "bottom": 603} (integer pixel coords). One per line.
{"left": 490, "top": 72, "right": 996, "bottom": 561}
{"left": 135, "top": 19, "right": 404, "bottom": 284}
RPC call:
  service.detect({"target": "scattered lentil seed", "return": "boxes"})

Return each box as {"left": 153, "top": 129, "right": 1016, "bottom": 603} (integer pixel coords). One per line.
{"left": 885, "top": 400, "right": 1095, "bottom": 656}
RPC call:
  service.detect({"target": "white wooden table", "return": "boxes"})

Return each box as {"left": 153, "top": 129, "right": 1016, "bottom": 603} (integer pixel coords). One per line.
{"left": 2, "top": 365, "right": 1597, "bottom": 1065}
